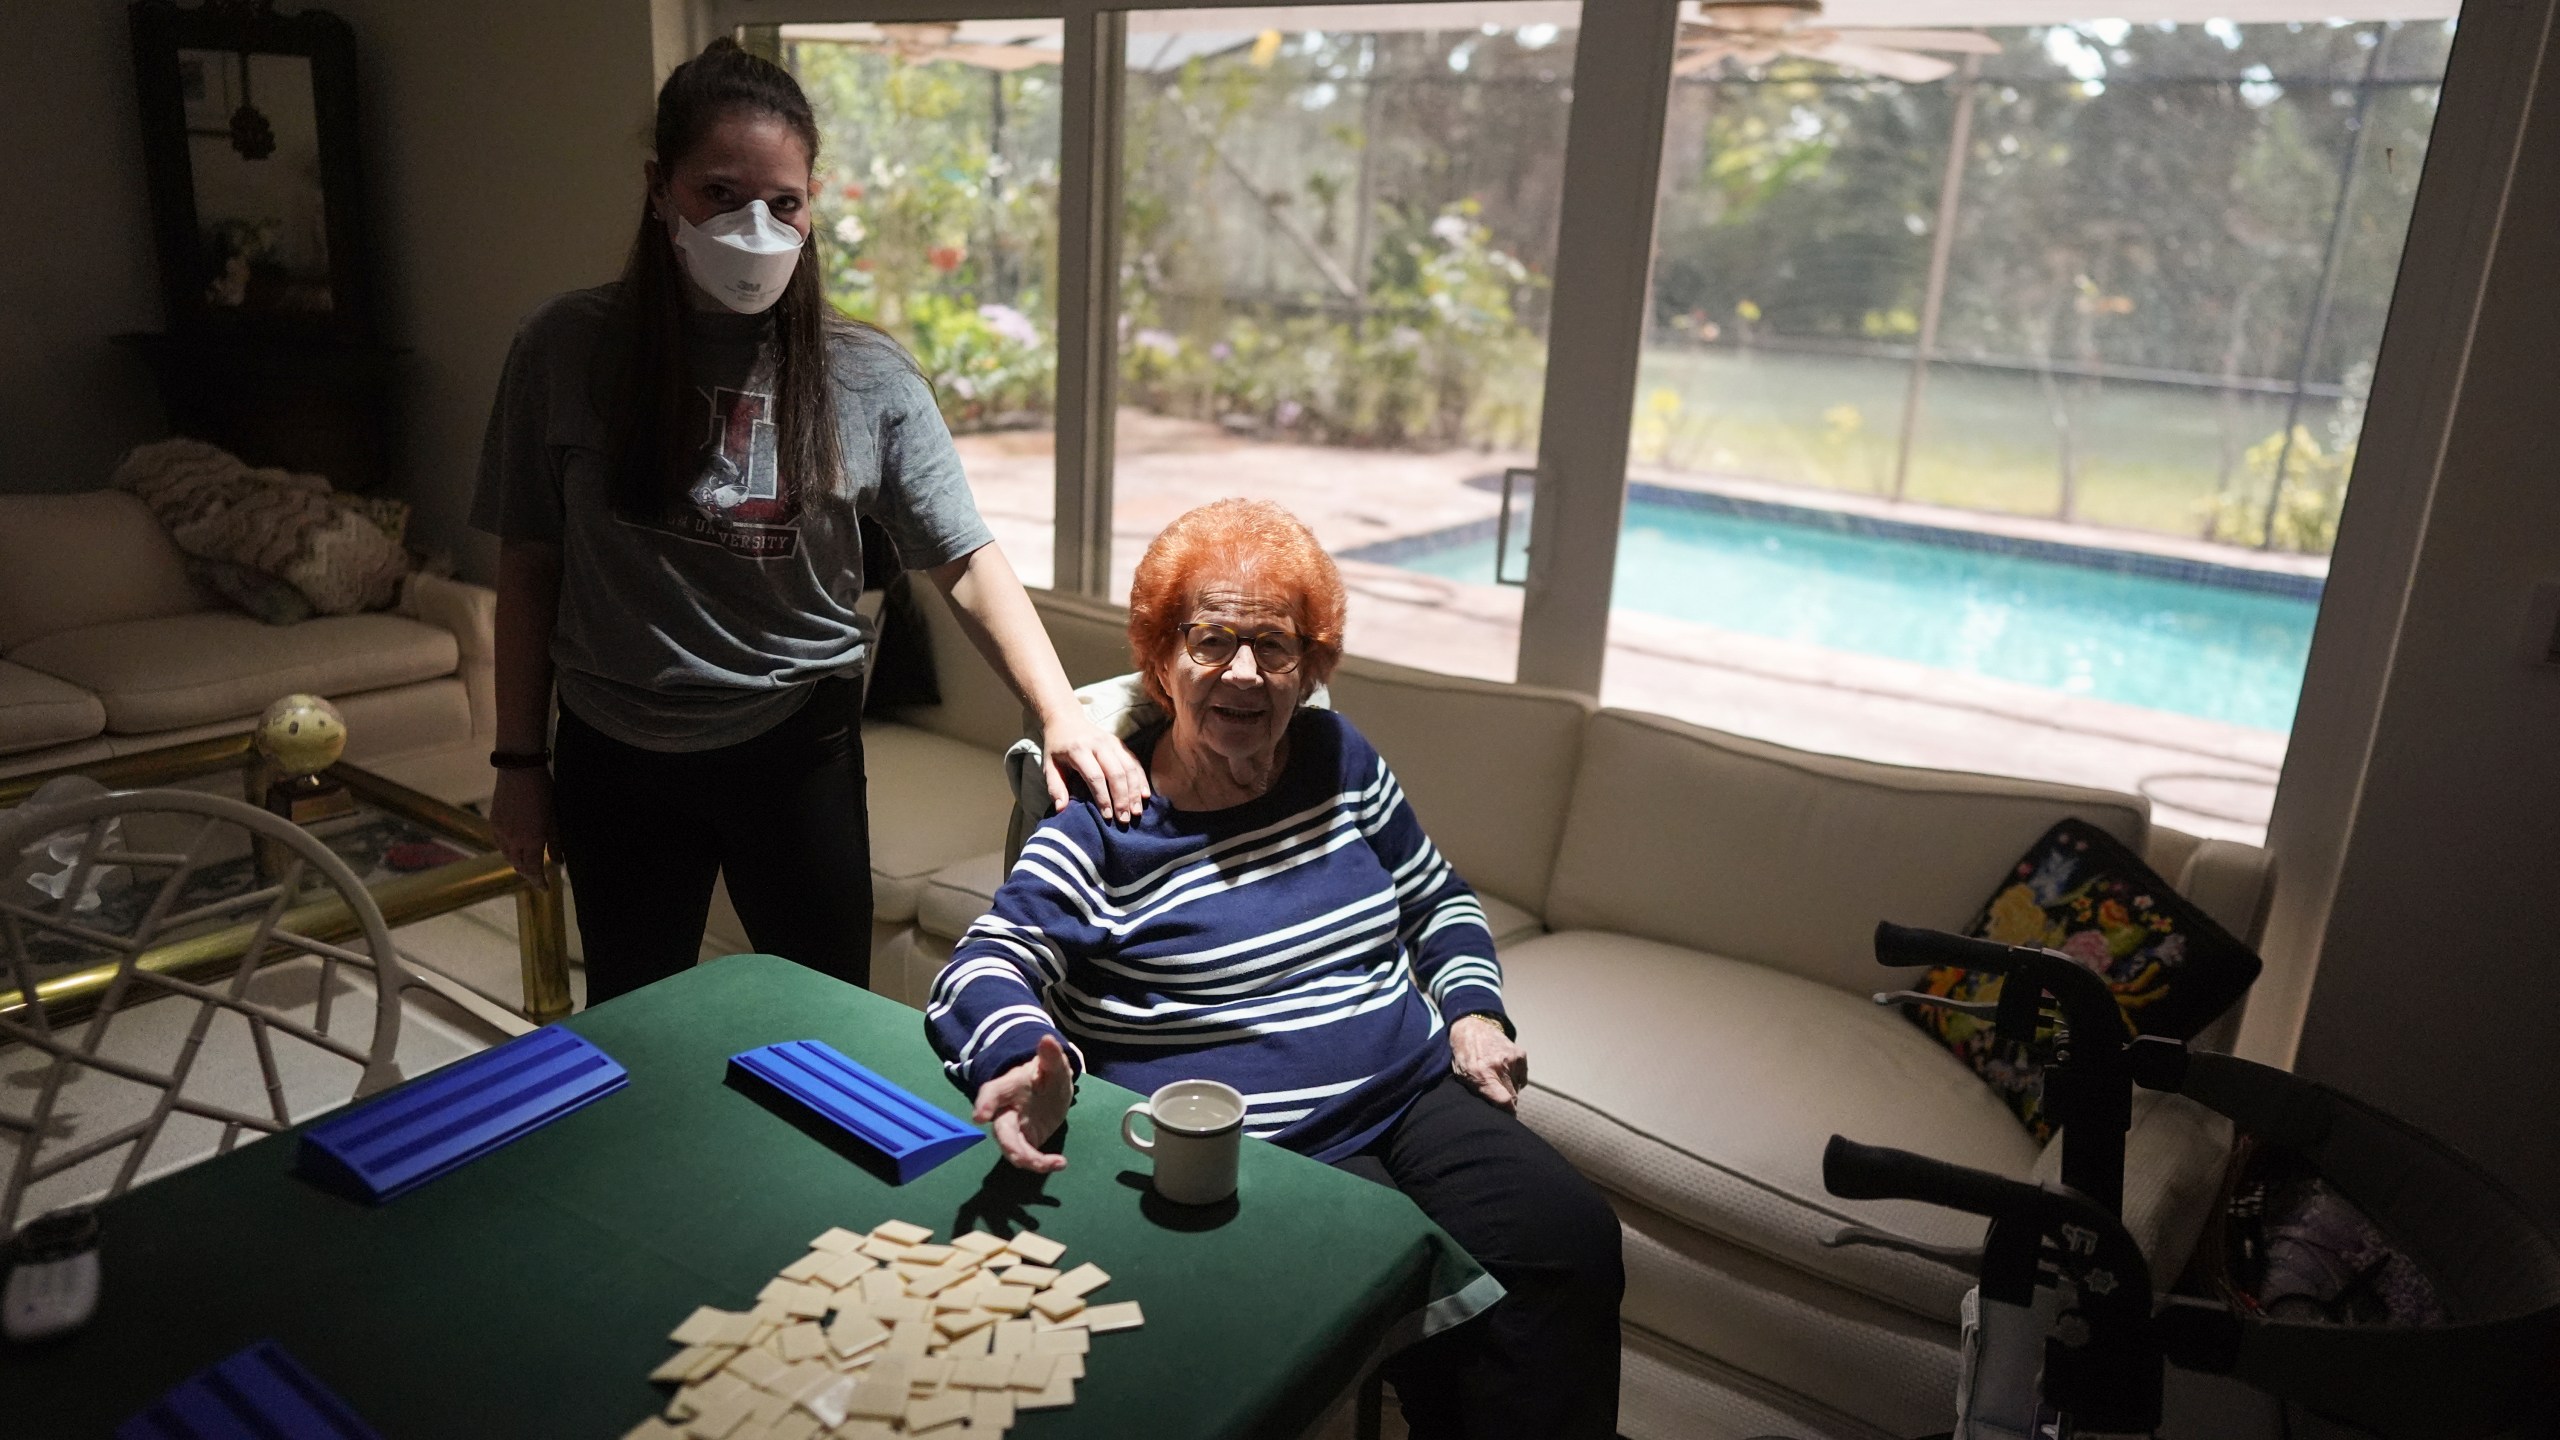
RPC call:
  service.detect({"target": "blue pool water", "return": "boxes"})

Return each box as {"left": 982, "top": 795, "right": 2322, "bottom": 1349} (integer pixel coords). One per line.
{"left": 1395, "top": 500, "right": 2319, "bottom": 731}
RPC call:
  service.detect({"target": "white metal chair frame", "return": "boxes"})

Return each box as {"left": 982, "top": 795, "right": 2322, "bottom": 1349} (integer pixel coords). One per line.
{"left": 0, "top": 789, "right": 412, "bottom": 1229}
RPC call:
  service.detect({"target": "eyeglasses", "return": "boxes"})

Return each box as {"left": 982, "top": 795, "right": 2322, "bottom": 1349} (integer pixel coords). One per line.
{"left": 1177, "top": 621, "right": 1306, "bottom": 675}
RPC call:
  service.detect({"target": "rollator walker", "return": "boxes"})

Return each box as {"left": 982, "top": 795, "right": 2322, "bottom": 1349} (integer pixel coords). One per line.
{"left": 1763, "top": 922, "right": 2560, "bottom": 1440}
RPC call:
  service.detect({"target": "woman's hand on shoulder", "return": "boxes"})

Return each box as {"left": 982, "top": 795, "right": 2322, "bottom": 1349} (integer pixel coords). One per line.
{"left": 1040, "top": 710, "right": 1149, "bottom": 824}
{"left": 1450, "top": 1014, "right": 1528, "bottom": 1112}
{"left": 972, "top": 1034, "right": 1075, "bottom": 1173}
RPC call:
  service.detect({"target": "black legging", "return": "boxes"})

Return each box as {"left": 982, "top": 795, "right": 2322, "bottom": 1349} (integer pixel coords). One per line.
{"left": 550, "top": 676, "right": 873, "bottom": 1005}
{"left": 1334, "top": 1072, "right": 1626, "bottom": 1439}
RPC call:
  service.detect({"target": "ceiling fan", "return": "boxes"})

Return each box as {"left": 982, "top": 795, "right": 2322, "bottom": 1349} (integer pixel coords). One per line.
{"left": 1676, "top": 1, "right": 2001, "bottom": 83}
{"left": 826, "top": 22, "right": 1063, "bottom": 72}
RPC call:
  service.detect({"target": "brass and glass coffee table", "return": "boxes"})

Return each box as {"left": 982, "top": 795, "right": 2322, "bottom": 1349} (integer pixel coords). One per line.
{"left": 0, "top": 734, "right": 571, "bottom": 1025}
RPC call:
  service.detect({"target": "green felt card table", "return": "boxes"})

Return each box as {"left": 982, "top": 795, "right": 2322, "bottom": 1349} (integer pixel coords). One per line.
{"left": 3, "top": 954, "right": 1492, "bottom": 1439}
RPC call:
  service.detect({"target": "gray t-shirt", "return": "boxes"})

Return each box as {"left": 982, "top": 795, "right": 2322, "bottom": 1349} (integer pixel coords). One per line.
{"left": 469, "top": 284, "right": 992, "bottom": 751}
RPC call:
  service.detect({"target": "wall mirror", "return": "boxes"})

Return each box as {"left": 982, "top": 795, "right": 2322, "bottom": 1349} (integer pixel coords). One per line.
{"left": 129, "top": 0, "right": 370, "bottom": 335}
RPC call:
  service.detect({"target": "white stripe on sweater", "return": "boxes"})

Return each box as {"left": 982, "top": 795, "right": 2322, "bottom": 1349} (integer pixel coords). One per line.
{"left": 1240, "top": 1076, "right": 1371, "bottom": 1106}
{"left": 1015, "top": 819, "right": 1370, "bottom": 938}
{"left": 1056, "top": 959, "right": 1412, "bottom": 1035}
{"left": 1055, "top": 975, "right": 1418, "bottom": 1046}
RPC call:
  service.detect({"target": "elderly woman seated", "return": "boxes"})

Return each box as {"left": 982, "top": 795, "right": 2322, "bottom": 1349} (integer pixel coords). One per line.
{"left": 925, "top": 499, "right": 1622, "bottom": 1439}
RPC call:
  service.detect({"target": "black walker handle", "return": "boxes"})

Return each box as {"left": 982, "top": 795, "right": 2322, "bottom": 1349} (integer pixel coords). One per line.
{"left": 1874, "top": 920, "right": 2136, "bottom": 1212}
{"left": 1873, "top": 921, "right": 2124, "bottom": 1045}
{"left": 1823, "top": 1135, "right": 2164, "bottom": 1431}
{"left": 1822, "top": 1134, "right": 2042, "bottom": 1218}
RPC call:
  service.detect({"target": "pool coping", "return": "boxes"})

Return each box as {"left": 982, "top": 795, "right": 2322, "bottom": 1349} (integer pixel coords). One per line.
{"left": 1339, "top": 476, "right": 2328, "bottom": 601}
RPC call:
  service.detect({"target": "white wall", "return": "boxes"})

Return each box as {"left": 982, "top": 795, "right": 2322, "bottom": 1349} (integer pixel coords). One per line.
{"left": 330, "top": 0, "right": 658, "bottom": 575}
{"left": 2288, "top": 7, "right": 2560, "bottom": 1226}
{"left": 0, "top": 3, "right": 169, "bottom": 492}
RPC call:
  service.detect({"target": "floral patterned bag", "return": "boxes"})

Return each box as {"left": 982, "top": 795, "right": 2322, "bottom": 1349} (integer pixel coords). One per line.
{"left": 1902, "top": 817, "right": 2263, "bottom": 1140}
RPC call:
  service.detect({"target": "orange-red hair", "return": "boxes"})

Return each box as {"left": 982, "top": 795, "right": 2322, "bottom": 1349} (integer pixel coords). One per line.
{"left": 1127, "top": 499, "right": 1346, "bottom": 706}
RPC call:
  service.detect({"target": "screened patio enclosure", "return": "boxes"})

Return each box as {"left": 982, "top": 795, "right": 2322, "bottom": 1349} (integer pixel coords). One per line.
{"left": 743, "top": 0, "right": 2459, "bottom": 843}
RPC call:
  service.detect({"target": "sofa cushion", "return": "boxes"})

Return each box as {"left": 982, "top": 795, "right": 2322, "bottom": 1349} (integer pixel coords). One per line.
{"left": 0, "top": 492, "right": 209, "bottom": 650}
{"left": 1031, "top": 590, "right": 1140, "bottom": 687}
{"left": 9, "top": 613, "right": 458, "bottom": 735}
{"left": 1507, "top": 929, "right": 2036, "bottom": 1323}
{"left": 2172, "top": 835, "right": 2275, "bottom": 948}
{"left": 64, "top": 678, "right": 467, "bottom": 766}
{"left": 328, "top": 678, "right": 477, "bottom": 763}
{"left": 917, "top": 849, "right": 1006, "bottom": 942}
{"left": 1614, "top": 1194, "right": 1959, "bottom": 1436}
{"left": 0, "top": 739, "right": 115, "bottom": 780}
{"left": 1329, "top": 657, "right": 1591, "bottom": 918}
{"left": 864, "top": 721, "right": 1014, "bottom": 924}
{"left": 1477, "top": 891, "right": 1542, "bottom": 949}
{"left": 1619, "top": 1323, "right": 1908, "bottom": 1440}
{"left": 2029, "top": 1088, "right": 2232, "bottom": 1291}
{"left": 1545, "top": 709, "right": 2149, "bottom": 996}
{"left": 884, "top": 580, "right": 1028, "bottom": 755}
{"left": 0, "top": 662, "right": 107, "bottom": 756}
{"left": 186, "top": 557, "right": 314, "bottom": 626}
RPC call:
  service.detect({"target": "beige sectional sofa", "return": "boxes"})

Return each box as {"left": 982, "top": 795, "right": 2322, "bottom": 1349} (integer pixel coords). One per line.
{"left": 843, "top": 582, "right": 2273, "bottom": 1439}
{"left": 0, "top": 491, "right": 498, "bottom": 805}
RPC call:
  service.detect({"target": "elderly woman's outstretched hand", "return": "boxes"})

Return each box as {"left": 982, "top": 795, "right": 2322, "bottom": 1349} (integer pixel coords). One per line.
{"left": 1451, "top": 1014, "right": 1528, "bottom": 1111}
{"left": 974, "top": 1034, "right": 1075, "bottom": 1173}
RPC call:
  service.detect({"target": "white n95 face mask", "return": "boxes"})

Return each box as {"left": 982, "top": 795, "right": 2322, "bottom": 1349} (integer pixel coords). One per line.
{"left": 670, "top": 199, "right": 803, "bottom": 314}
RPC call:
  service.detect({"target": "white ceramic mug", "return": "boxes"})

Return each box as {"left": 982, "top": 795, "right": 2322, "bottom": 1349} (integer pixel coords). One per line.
{"left": 1120, "top": 1079, "right": 1244, "bottom": 1206}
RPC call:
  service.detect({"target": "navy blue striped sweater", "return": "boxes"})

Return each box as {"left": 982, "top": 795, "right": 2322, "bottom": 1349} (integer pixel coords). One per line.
{"left": 924, "top": 708, "right": 1507, "bottom": 1163}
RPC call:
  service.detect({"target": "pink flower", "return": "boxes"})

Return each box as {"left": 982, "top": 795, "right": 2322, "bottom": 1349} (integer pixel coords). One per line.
{"left": 977, "top": 304, "right": 1040, "bottom": 347}
{"left": 2061, "top": 930, "right": 2113, "bottom": 974}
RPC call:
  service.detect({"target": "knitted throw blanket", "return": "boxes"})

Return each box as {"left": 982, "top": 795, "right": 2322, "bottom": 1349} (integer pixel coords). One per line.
{"left": 113, "top": 439, "right": 410, "bottom": 616}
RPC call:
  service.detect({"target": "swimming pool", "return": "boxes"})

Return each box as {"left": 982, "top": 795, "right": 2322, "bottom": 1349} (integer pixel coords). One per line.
{"left": 1384, "top": 494, "right": 2320, "bottom": 732}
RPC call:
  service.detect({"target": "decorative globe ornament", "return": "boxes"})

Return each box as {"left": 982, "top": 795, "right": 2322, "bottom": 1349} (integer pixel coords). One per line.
{"left": 253, "top": 694, "right": 355, "bottom": 824}
{"left": 256, "top": 693, "right": 348, "bottom": 776}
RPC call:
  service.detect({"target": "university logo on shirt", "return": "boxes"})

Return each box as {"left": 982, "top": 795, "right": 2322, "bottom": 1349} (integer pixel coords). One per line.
{"left": 627, "top": 383, "right": 801, "bottom": 559}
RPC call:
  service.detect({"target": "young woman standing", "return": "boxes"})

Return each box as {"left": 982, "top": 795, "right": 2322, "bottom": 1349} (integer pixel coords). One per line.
{"left": 471, "top": 39, "right": 1143, "bottom": 1004}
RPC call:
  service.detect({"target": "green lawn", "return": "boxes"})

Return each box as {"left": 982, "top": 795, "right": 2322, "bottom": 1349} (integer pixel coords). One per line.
{"left": 1628, "top": 345, "right": 2310, "bottom": 541}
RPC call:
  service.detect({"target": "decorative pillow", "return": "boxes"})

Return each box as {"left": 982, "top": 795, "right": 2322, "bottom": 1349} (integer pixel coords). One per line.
{"left": 1902, "top": 817, "right": 2262, "bottom": 1141}
{"left": 185, "top": 557, "right": 314, "bottom": 626}
{"left": 112, "top": 438, "right": 411, "bottom": 615}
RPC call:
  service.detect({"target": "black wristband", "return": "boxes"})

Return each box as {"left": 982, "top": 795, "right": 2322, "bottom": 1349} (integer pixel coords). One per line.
{"left": 489, "top": 749, "right": 552, "bottom": 770}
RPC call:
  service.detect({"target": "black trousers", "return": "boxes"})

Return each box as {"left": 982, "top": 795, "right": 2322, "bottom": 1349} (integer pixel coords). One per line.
{"left": 551, "top": 678, "right": 874, "bottom": 1005}
{"left": 1333, "top": 1073, "right": 1626, "bottom": 1440}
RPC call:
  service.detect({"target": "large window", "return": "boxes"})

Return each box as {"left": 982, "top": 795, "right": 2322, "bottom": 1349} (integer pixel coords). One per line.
{"left": 1104, "top": 4, "right": 1579, "bottom": 682}
{"left": 1581, "top": 16, "right": 2446, "bottom": 843}
{"left": 784, "top": 21, "right": 1065, "bottom": 584}
{"left": 771, "top": 6, "right": 2458, "bottom": 845}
